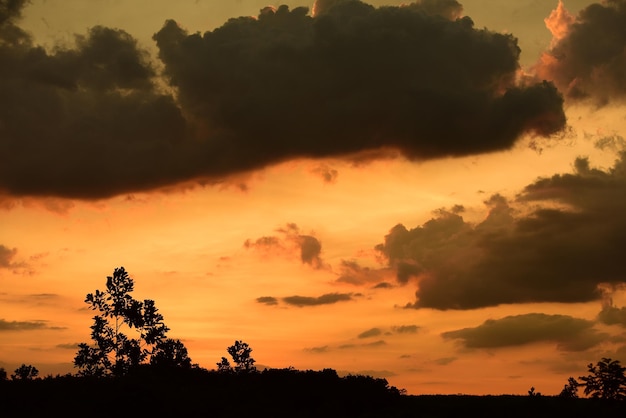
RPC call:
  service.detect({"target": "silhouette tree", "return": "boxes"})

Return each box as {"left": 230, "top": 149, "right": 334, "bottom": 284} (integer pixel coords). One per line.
{"left": 150, "top": 338, "right": 192, "bottom": 368}
{"left": 0, "top": 367, "right": 7, "bottom": 381}
{"left": 74, "top": 266, "right": 191, "bottom": 376}
{"left": 216, "top": 356, "right": 232, "bottom": 373}
{"left": 11, "top": 364, "right": 39, "bottom": 380}
{"left": 559, "top": 377, "right": 579, "bottom": 398}
{"left": 579, "top": 357, "right": 626, "bottom": 400}
{"left": 226, "top": 340, "right": 256, "bottom": 373}
{"left": 527, "top": 386, "right": 542, "bottom": 397}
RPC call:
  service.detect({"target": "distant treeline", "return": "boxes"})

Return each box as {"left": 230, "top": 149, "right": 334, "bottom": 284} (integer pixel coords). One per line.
{"left": 1, "top": 365, "right": 625, "bottom": 418}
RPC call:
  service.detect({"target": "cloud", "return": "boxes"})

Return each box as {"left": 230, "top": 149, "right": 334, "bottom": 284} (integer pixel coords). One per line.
{"left": 0, "top": 1, "right": 566, "bottom": 200}
{"left": 283, "top": 292, "right": 353, "bottom": 307}
{"left": 256, "top": 296, "right": 279, "bottom": 306}
{"left": 598, "top": 304, "right": 626, "bottom": 327}
{"left": 0, "top": 319, "right": 51, "bottom": 331}
{"left": 305, "top": 345, "right": 330, "bottom": 353}
{"left": 535, "top": 0, "right": 626, "bottom": 103}
{"left": 336, "top": 259, "right": 390, "bottom": 285}
{"left": 375, "top": 152, "right": 626, "bottom": 309}
{"left": 56, "top": 343, "right": 80, "bottom": 350}
{"left": 357, "top": 327, "right": 382, "bottom": 339}
{"left": 311, "top": 164, "right": 339, "bottom": 183}
{"left": 245, "top": 223, "right": 326, "bottom": 268}
{"left": 433, "top": 357, "right": 457, "bottom": 366}
{"left": 0, "top": 244, "right": 31, "bottom": 274}
{"left": 0, "top": 245, "right": 17, "bottom": 268}
{"left": 442, "top": 313, "right": 605, "bottom": 352}
{"left": 392, "top": 325, "right": 420, "bottom": 334}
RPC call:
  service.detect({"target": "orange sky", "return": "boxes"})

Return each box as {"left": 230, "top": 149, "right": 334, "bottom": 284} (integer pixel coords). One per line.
{"left": 2, "top": 0, "right": 626, "bottom": 396}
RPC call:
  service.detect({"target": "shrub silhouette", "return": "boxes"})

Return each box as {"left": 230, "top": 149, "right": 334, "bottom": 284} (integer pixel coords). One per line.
{"left": 11, "top": 364, "right": 38, "bottom": 380}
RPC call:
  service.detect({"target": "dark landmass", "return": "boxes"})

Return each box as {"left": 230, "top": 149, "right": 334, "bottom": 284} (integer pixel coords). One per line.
{"left": 1, "top": 366, "right": 624, "bottom": 417}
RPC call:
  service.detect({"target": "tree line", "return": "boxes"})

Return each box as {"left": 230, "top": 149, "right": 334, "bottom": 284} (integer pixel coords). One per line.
{"left": 1, "top": 266, "right": 625, "bottom": 403}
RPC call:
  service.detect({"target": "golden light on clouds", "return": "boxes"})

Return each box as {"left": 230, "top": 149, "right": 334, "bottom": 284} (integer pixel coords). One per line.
{"left": 2, "top": 0, "right": 626, "bottom": 396}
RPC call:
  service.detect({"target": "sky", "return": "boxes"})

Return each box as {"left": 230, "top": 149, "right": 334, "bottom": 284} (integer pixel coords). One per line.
{"left": 1, "top": 0, "right": 626, "bottom": 396}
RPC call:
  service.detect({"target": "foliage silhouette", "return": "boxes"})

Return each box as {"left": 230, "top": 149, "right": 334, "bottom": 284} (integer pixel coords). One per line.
{"left": 578, "top": 357, "right": 626, "bottom": 400}
{"left": 74, "top": 266, "right": 191, "bottom": 376}
{"left": 0, "top": 367, "right": 6, "bottom": 381}
{"left": 216, "top": 356, "right": 232, "bottom": 373}
{"left": 559, "top": 377, "right": 579, "bottom": 398}
{"left": 11, "top": 364, "right": 39, "bottom": 380}
{"left": 527, "top": 386, "right": 542, "bottom": 397}
{"left": 2, "top": 365, "right": 626, "bottom": 417}
{"left": 224, "top": 340, "right": 256, "bottom": 373}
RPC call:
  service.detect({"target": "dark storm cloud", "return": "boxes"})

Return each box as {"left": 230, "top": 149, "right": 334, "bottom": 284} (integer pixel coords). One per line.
{"left": 154, "top": 1, "right": 565, "bottom": 167}
{"left": 442, "top": 313, "right": 605, "bottom": 351}
{"left": 536, "top": 0, "right": 626, "bottom": 103}
{"left": 0, "top": 318, "right": 49, "bottom": 331}
{"left": 283, "top": 292, "right": 353, "bottom": 307}
{"left": 0, "top": 0, "right": 567, "bottom": 200}
{"left": 0, "top": 0, "right": 189, "bottom": 199}
{"left": 376, "top": 152, "right": 626, "bottom": 309}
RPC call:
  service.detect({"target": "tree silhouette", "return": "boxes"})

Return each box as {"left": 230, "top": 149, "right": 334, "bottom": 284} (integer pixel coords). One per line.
{"left": 579, "top": 357, "right": 626, "bottom": 400}
{"left": 0, "top": 367, "right": 6, "bottom": 381}
{"left": 527, "top": 386, "right": 541, "bottom": 397}
{"left": 11, "top": 364, "right": 39, "bottom": 380}
{"left": 559, "top": 377, "right": 579, "bottom": 398}
{"left": 216, "top": 356, "right": 232, "bottom": 373}
{"left": 226, "top": 340, "right": 256, "bottom": 373}
{"left": 74, "top": 266, "right": 191, "bottom": 376}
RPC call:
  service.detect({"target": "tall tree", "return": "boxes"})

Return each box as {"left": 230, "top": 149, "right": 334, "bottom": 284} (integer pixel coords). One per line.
{"left": 579, "top": 358, "right": 626, "bottom": 400}
{"left": 74, "top": 267, "right": 191, "bottom": 376}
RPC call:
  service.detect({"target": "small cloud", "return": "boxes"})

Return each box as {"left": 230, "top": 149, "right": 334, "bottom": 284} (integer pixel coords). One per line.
{"left": 357, "top": 328, "right": 382, "bottom": 339}
{"left": 442, "top": 313, "right": 606, "bottom": 352}
{"left": 283, "top": 292, "right": 352, "bottom": 307}
{"left": 392, "top": 325, "right": 420, "bottom": 334}
{"left": 311, "top": 164, "right": 339, "bottom": 184}
{"left": 56, "top": 343, "right": 80, "bottom": 350}
{"left": 434, "top": 357, "right": 457, "bottom": 366}
{"left": 598, "top": 303, "right": 626, "bottom": 327}
{"left": 373, "top": 282, "right": 393, "bottom": 289}
{"left": 245, "top": 223, "right": 327, "bottom": 269}
{"left": 304, "top": 345, "right": 329, "bottom": 353}
{"left": 336, "top": 259, "right": 389, "bottom": 285}
{"left": 363, "top": 340, "right": 387, "bottom": 348}
{"left": 256, "top": 296, "right": 279, "bottom": 306}
{"left": 0, "top": 319, "right": 50, "bottom": 331}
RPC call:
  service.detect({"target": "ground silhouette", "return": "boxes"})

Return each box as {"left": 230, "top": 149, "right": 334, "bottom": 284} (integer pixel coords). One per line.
{"left": 1, "top": 365, "right": 625, "bottom": 417}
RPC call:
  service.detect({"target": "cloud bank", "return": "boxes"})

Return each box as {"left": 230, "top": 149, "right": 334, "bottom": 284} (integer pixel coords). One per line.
{"left": 376, "top": 152, "right": 626, "bottom": 309}
{"left": 1, "top": 0, "right": 565, "bottom": 199}
{"left": 536, "top": 0, "right": 626, "bottom": 104}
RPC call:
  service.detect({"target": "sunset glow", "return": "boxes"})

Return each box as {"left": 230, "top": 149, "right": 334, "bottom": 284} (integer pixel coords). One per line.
{"left": 2, "top": 0, "right": 626, "bottom": 396}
